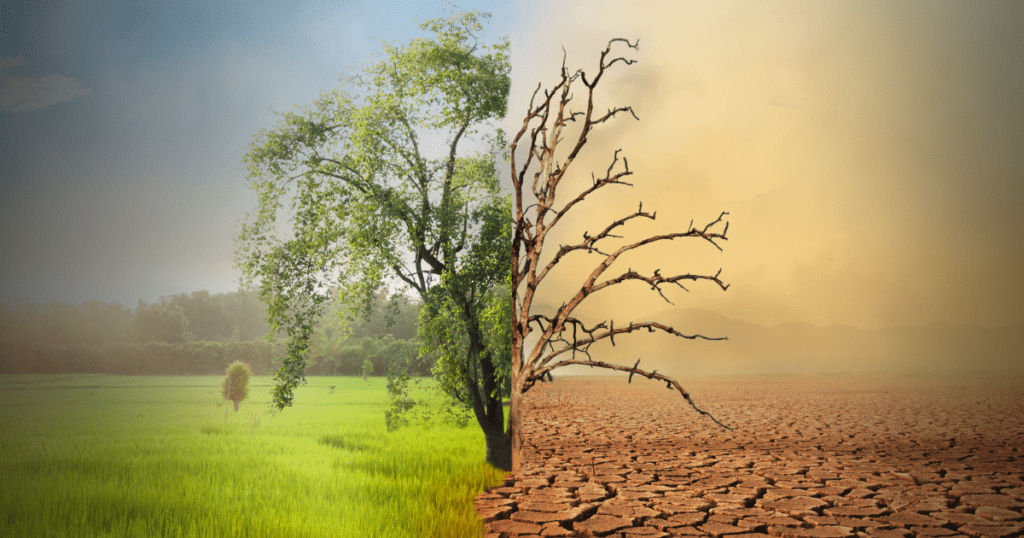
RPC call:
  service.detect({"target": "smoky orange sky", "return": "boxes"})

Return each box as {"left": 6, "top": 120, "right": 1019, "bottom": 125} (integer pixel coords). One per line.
{"left": 503, "top": 1, "right": 1022, "bottom": 332}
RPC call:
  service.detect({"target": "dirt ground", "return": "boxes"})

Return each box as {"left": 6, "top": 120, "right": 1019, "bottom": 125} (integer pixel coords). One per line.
{"left": 475, "top": 373, "right": 1024, "bottom": 538}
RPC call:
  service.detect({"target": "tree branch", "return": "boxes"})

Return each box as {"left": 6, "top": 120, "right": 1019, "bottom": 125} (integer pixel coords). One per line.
{"left": 537, "top": 200, "right": 651, "bottom": 284}
{"left": 542, "top": 148, "right": 635, "bottom": 236}
{"left": 531, "top": 358, "right": 731, "bottom": 430}
{"left": 535, "top": 318, "right": 727, "bottom": 369}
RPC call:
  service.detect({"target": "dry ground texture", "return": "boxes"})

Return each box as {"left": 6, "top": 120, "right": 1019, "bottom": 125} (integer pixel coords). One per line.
{"left": 475, "top": 373, "right": 1024, "bottom": 538}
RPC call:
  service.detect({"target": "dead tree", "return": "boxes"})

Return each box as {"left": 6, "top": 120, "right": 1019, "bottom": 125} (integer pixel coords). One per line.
{"left": 508, "top": 38, "right": 732, "bottom": 472}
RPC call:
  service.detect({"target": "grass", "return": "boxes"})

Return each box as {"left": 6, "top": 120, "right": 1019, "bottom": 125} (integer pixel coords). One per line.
{"left": 0, "top": 374, "right": 510, "bottom": 538}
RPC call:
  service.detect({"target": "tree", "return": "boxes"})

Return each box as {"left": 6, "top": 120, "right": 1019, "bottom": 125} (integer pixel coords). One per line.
{"left": 221, "top": 360, "right": 252, "bottom": 412}
{"left": 132, "top": 299, "right": 191, "bottom": 344}
{"left": 361, "top": 358, "right": 374, "bottom": 381}
{"left": 81, "top": 301, "right": 132, "bottom": 345}
{"left": 235, "top": 9, "right": 515, "bottom": 469}
{"left": 167, "top": 290, "right": 231, "bottom": 342}
{"left": 217, "top": 289, "right": 274, "bottom": 342}
{"left": 508, "top": 39, "right": 733, "bottom": 471}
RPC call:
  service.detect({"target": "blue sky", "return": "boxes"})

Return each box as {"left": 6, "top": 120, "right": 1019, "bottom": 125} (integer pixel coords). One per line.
{"left": 2, "top": 0, "right": 523, "bottom": 306}
{"left": 2, "top": 1, "right": 1021, "bottom": 331}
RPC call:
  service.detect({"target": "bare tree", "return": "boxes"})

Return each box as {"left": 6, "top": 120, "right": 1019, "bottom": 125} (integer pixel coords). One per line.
{"left": 508, "top": 38, "right": 733, "bottom": 471}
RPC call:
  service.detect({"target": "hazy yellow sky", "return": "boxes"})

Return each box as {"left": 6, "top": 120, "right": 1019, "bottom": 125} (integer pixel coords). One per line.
{"left": 503, "top": 1, "right": 1022, "bottom": 331}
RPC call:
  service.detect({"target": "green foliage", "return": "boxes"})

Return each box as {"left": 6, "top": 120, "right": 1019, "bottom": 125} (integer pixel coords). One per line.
{"left": 0, "top": 288, "right": 425, "bottom": 377}
{"left": 0, "top": 298, "right": 131, "bottom": 347}
{"left": 479, "top": 278, "right": 513, "bottom": 397}
{"left": 307, "top": 335, "right": 421, "bottom": 377}
{"left": 307, "top": 289, "right": 421, "bottom": 368}
{"left": 221, "top": 361, "right": 252, "bottom": 408}
{"left": 162, "top": 289, "right": 274, "bottom": 342}
{"left": 361, "top": 358, "right": 374, "bottom": 379}
{"left": 0, "top": 339, "right": 281, "bottom": 376}
{"left": 0, "top": 290, "right": 273, "bottom": 354}
{"left": 236, "top": 7, "right": 513, "bottom": 413}
{"left": 337, "top": 291, "right": 420, "bottom": 340}
{"left": 407, "top": 280, "right": 510, "bottom": 427}
{"left": 132, "top": 300, "right": 191, "bottom": 344}
{"left": 384, "top": 364, "right": 415, "bottom": 431}
{"left": 383, "top": 353, "right": 470, "bottom": 432}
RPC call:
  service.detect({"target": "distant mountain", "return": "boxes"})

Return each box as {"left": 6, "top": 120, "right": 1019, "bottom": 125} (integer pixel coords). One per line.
{"left": 523, "top": 304, "right": 1023, "bottom": 377}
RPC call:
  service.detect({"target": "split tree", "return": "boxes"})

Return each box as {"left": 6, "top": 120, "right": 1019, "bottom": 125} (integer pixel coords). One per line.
{"left": 237, "top": 10, "right": 732, "bottom": 472}
{"left": 507, "top": 39, "right": 733, "bottom": 472}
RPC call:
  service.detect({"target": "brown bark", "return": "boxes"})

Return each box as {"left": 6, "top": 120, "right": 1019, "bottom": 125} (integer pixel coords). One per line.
{"left": 509, "top": 278, "right": 527, "bottom": 472}
{"left": 508, "top": 377, "right": 525, "bottom": 472}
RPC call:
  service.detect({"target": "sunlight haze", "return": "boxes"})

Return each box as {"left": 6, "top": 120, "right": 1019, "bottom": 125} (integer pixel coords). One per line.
{"left": 3, "top": 1, "right": 1021, "bottom": 341}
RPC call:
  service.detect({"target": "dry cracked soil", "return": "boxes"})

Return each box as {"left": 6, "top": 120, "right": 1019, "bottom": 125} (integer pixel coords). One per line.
{"left": 474, "top": 373, "right": 1023, "bottom": 538}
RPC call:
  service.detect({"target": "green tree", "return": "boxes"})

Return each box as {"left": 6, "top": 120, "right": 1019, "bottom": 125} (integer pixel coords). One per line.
{"left": 361, "top": 358, "right": 374, "bottom": 381}
{"left": 81, "top": 301, "right": 132, "bottom": 345}
{"left": 132, "top": 300, "right": 191, "bottom": 344}
{"left": 236, "top": 9, "right": 515, "bottom": 469}
{"left": 167, "top": 290, "right": 229, "bottom": 342}
{"left": 217, "top": 290, "right": 273, "bottom": 342}
{"left": 221, "top": 361, "right": 252, "bottom": 412}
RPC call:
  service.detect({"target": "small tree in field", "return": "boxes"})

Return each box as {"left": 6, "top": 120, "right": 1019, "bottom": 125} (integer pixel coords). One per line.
{"left": 508, "top": 39, "right": 733, "bottom": 471}
{"left": 361, "top": 358, "right": 374, "bottom": 381}
{"left": 221, "top": 361, "right": 251, "bottom": 412}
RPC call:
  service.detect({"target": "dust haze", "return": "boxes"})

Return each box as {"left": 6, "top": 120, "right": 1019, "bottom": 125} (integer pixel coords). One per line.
{"left": 506, "top": 2, "right": 1022, "bottom": 329}
{"left": 506, "top": 1, "right": 1022, "bottom": 379}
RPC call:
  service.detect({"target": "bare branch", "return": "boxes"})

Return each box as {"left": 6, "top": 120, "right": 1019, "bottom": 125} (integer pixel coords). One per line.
{"left": 537, "top": 319, "right": 727, "bottom": 369}
{"left": 592, "top": 267, "right": 730, "bottom": 300}
{"left": 532, "top": 358, "right": 732, "bottom": 430}
{"left": 543, "top": 148, "right": 635, "bottom": 234}
{"left": 536, "top": 201, "right": 653, "bottom": 284}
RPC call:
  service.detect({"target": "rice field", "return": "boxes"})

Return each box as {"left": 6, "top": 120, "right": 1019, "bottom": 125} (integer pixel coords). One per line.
{"left": 0, "top": 374, "right": 510, "bottom": 538}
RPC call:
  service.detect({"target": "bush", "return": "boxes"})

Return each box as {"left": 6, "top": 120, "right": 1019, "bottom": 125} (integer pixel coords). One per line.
{"left": 220, "top": 361, "right": 251, "bottom": 411}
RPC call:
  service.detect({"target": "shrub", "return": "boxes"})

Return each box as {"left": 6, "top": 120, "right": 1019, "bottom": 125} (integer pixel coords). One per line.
{"left": 220, "top": 361, "right": 251, "bottom": 411}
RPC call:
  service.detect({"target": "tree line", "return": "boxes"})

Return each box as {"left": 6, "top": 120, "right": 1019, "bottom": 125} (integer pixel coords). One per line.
{"left": 0, "top": 289, "right": 429, "bottom": 376}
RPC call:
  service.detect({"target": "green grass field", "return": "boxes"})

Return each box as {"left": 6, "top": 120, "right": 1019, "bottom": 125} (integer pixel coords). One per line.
{"left": 0, "top": 374, "right": 510, "bottom": 538}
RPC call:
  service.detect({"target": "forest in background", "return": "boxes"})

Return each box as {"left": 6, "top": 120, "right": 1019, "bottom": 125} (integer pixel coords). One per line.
{"left": 0, "top": 289, "right": 429, "bottom": 376}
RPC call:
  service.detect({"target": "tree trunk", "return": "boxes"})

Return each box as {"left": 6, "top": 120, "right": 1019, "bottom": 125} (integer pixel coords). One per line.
{"left": 508, "top": 309, "right": 526, "bottom": 473}
{"left": 457, "top": 301, "right": 512, "bottom": 471}
{"left": 508, "top": 380, "right": 525, "bottom": 472}
{"left": 233, "top": 400, "right": 239, "bottom": 412}
{"left": 484, "top": 429, "right": 511, "bottom": 471}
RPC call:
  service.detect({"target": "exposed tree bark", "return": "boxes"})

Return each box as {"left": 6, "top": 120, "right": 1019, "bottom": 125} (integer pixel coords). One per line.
{"left": 508, "top": 38, "right": 733, "bottom": 472}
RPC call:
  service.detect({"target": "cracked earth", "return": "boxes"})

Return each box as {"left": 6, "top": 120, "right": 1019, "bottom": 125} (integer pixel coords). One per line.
{"left": 474, "top": 374, "right": 1024, "bottom": 538}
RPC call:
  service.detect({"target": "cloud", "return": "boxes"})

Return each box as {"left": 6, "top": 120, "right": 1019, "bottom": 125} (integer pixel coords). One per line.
{"left": 0, "top": 55, "right": 92, "bottom": 113}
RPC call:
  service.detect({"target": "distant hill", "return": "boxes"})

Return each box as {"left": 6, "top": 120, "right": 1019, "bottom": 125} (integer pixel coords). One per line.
{"left": 524, "top": 303, "right": 1023, "bottom": 377}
